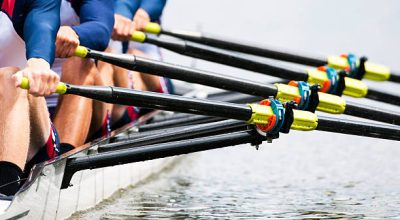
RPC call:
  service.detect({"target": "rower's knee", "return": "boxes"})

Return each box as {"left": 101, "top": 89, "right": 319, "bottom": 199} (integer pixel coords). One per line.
{"left": 61, "top": 57, "right": 97, "bottom": 86}
{"left": 0, "top": 67, "right": 26, "bottom": 100}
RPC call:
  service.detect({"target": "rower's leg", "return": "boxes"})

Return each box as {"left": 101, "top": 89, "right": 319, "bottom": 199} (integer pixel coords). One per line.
{"left": 26, "top": 95, "right": 51, "bottom": 160}
{"left": 112, "top": 64, "right": 146, "bottom": 121}
{"left": 127, "top": 48, "right": 162, "bottom": 92}
{"left": 0, "top": 67, "right": 29, "bottom": 169}
{"left": 25, "top": 85, "right": 62, "bottom": 178}
{"left": 0, "top": 67, "right": 29, "bottom": 195}
{"left": 53, "top": 57, "right": 96, "bottom": 147}
{"left": 88, "top": 60, "right": 114, "bottom": 139}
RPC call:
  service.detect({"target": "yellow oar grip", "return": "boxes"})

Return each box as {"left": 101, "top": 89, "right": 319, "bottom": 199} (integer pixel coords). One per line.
{"left": 144, "top": 22, "right": 162, "bottom": 34}
{"left": 327, "top": 56, "right": 391, "bottom": 81}
{"left": 307, "top": 68, "right": 368, "bottom": 98}
{"left": 317, "top": 92, "right": 346, "bottom": 114}
{"left": 131, "top": 31, "right": 146, "bottom": 42}
{"left": 20, "top": 77, "right": 67, "bottom": 94}
{"left": 274, "top": 83, "right": 346, "bottom": 114}
{"left": 274, "top": 83, "right": 301, "bottom": 103}
{"left": 246, "top": 104, "right": 274, "bottom": 125}
{"left": 364, "top": 62, "right": 391, "bottom": 81}
{"left": 343, "top": 77, "right": 368, "bottom": 98}
{"left": 74, "top": 45, "right": 88, "bottom": 58}
{"left": 246, "top": 103, "right": 318, "bottom": 131}
{"left": 291, "top": 110, "right": 318, "bottom": 131}
{"left": 20, "top": 77, "right": 29, "bottom": 90}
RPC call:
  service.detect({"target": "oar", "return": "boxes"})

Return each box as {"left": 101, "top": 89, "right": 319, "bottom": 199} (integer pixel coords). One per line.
{"left": 20, "top": 78, "right": 400, "bottom": 141}
{"left": 62, "top": 115, "right": 400, "bottom": 189}
{"left": 128, "top": 31, "right": 400, "bottom": 106}
{"left": 104, "top": 115, "right": 400, "bottom": 152}
{"left": 61, "top": 129, "right": 267, "bottom": 188}
{"left": 144, "top": 22, "right": 400, "bottom": 83}
{"left": 100, "top": 119, "right": 248, "bottom": 152}
{"left": 73, "top": 46, "right": 400, "bottom": 126}
{"left": 20, "top": 78, "right": 318, "bottom": 136}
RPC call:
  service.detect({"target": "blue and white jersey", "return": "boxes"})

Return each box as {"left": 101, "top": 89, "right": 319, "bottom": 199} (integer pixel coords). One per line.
{"left": 47, "top": 0, "right": 115, "bottom": 108}
{"left": 114, "top": 0, "right": 167, "bottom": 22}
{"left": 0, "top": 0, "right": 60, "bottom": 67}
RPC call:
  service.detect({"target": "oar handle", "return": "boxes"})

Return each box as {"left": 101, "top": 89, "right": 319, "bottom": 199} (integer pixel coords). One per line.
{"left": 143, "top": 22, "right": 162, "bottom": 34}
{"left": 131, "top": 31, "right": 147, "bottom": 42}
{"left": 20, "top": 77, "right": 68, "bottom": 94}
{"left": 74, "top": 46, "right": 89, "bottom": 58}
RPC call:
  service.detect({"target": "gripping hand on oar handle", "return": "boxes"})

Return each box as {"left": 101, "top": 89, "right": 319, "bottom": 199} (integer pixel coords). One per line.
{"left": 56, "top": 26, "right": 80, "bottom": 58}
{"left": 20, "top": 77, "right": 67, "bottom": 95}
{"left": 133, "top": 8, "right": 151, "bottom": 31}
{"left": 13, "top": 58, "right": 60, "bottom": 96}
{"left": 112, "top": 14, "right": 137, "bottom": 42}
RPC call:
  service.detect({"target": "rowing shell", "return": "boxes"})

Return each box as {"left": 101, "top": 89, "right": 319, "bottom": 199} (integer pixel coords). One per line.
{"left": 0, "top": 110, "right": 180, "bottom": 220}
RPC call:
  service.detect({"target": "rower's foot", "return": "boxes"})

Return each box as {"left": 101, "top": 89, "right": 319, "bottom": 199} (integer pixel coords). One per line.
{"left": 111, "top": 106, "right": 140, "bottom": 131}
{"left": 0, "top": 161, "right": 23, "bottom": 196}
{"left": 87, "top": 110, "right": 112, "bottom": 142}
{"left": 24, "top": 123, "right": 61, "bottom": 175}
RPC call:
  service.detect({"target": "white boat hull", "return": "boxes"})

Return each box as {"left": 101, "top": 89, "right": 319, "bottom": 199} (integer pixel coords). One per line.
{"left": 0, "top": 111, "right": 181, "bottom": 220}
{"left": 0, "top": 156, "right": 178, "bottom": 220}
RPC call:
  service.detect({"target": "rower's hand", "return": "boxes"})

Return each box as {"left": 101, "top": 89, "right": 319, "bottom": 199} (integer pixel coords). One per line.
{"left": 12, "top": 58, "right": 60, "bottom": 96}
{"left": 56, "top": 26, "right": 80, "bottom": 58}
{"left": 133, "top": 8, "right": 151, "bottom": 31}
{"left": 112, "top": 14, "right": 136, "bottom": 41}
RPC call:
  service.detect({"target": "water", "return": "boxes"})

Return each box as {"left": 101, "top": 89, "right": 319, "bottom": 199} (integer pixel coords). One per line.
{"left": 71, "top": 0, "right": 400, "bottom": 219}
{"left": 72, "top": 135, "right": 400, "bottom": 219}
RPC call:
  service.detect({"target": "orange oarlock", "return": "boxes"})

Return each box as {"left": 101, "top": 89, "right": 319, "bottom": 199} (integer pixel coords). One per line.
{"left": 255, "top": 99, "right": 277, "bottom": 132}
{"left": 287, "top": 81, "right": 303, "bottom": 104}
{"left": 316, "top": 66, "right": 331, "bottom": 93}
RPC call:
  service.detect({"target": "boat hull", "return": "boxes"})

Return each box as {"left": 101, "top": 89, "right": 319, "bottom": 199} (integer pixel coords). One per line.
{"left": 0, "top": 112, "right": 180, "bottom": 220}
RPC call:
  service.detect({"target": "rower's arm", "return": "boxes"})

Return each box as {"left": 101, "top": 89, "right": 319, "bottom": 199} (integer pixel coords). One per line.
{"left": 24, "top": 0, "right": 61, "bottom": 65}
{"left": 139, "top": 0, "right": 167, "bottom": 21}
{"left": 72, "top": 0, "right": 115, "bottom": 51}
{"left": 114, "top": 0, "right": 140, "bottom": 19}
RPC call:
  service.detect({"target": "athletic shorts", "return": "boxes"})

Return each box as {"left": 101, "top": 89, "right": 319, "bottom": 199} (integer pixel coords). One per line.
{"left": 24, "top": 122, "right": 62, "bottom": 172}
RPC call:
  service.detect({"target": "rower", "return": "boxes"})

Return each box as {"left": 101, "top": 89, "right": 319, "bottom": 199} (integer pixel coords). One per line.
{"left": 49, "top": 0, "right": 114, "bottom": 144}
{"left": 98, "top": 0, "right": 171, "bottom": 130}
{"left": 0, "top": 0, "right": 61, "bottom": 196}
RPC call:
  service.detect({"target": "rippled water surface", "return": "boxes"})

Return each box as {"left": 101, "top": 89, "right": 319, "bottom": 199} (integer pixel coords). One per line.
{"left": 71, "top": 0, "right": 400, "bottom": 219}
{"left": 72, "top": 135, "right": 400, "bottom": 219}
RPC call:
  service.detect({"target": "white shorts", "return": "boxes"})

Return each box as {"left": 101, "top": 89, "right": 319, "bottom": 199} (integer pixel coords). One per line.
{"left": 0, "top": 12, "right": 27, "bottom": 68}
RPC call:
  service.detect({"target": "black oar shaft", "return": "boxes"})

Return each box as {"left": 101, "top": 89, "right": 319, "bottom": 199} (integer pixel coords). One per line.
{"left": 366, "top": 89, "right": 400, "bottom": 105}
{"left": 66, "top": 85, "right": 252, "bottom": 122}
{"left": 106, "top": 113, "right": 400, "bottom": 153}
{"left": 389, "top": 74, "right": 400, "bottom": 83}
{"left": 140, "top": 115, "right": 221, "bottom": 132}
{"left": 62, "top": 130, "right": 264, "bottom": 188}
{"left": 145, "top": 35, "right": 308, "bottom": 81}
{"left": 344, "top": 101, "right": 400, "bottom": 125}
{"left": 143, "top": 36, "right": 400, "bottom": 106}
{"left": 317, "top": 116, "right": 400, "bottom": 141}
{"left": 162, "top": 29, "right": 400, "bottom": 83}
{"left": 83, "top": 48, "right": 400, "bottom": 125}
{"left": 101, "top": 119, "right": 246, "bottom": 152}
{"left": 135, "top": 56, "right": 279, "bottom": 97}
{"left": 86, "top": 49, "right": 278, "bottom": 98}
{"left": 162, "top": 29, "right": 327, "bottom": 67}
